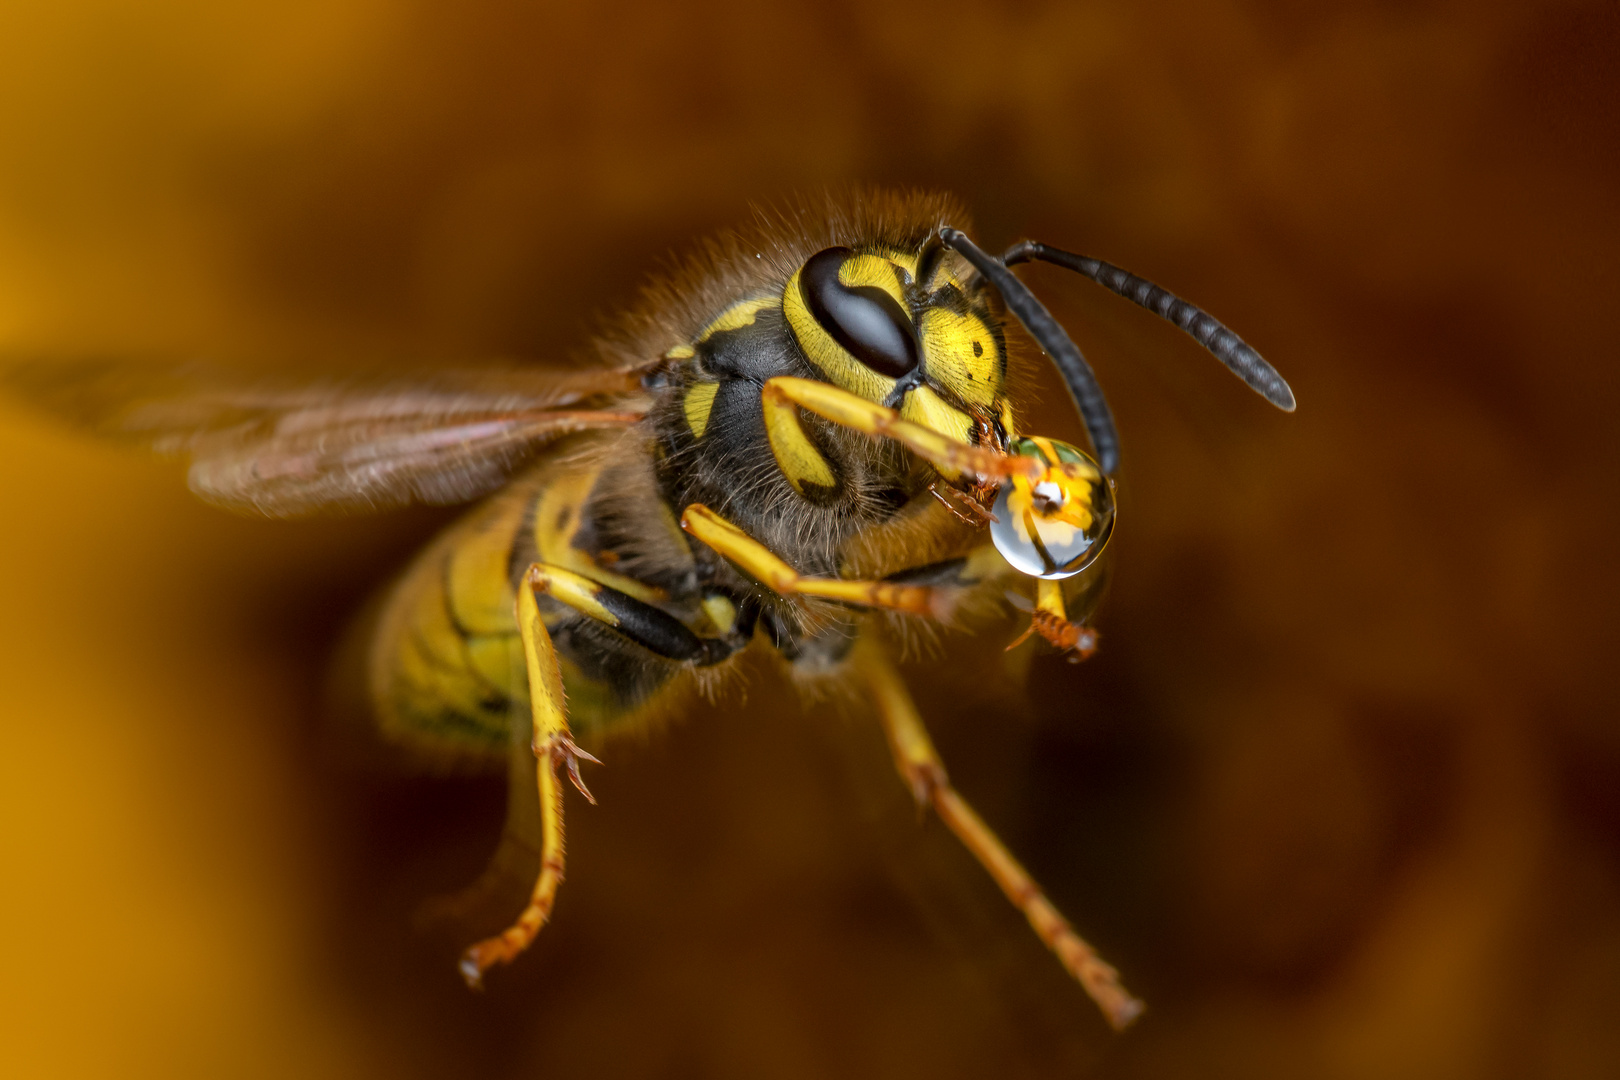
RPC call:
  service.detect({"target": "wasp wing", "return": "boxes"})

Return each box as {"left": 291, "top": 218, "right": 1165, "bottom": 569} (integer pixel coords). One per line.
{"left": 6, "top": 359, "right": 648, "bottom": 516}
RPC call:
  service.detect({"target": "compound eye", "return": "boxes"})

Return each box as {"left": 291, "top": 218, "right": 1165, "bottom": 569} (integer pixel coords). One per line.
{"left": 799, "top": 247, "right": 920, "bottom": 378}
{"left": 990, "top": 437, "right": 1116, "bottom": 580}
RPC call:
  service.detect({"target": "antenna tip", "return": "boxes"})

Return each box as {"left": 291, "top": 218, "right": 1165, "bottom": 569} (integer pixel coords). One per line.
{"left": 1269, "top": 380, "right": 1297, "bottom": 412}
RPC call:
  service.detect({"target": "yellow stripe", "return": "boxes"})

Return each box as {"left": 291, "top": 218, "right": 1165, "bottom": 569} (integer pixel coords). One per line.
{"left": 446, "top": 495, "right": 526, "bottom": 636}
{"left": 898, "top": 384, "right": 973, "bottom": 465}
{"left": 698, "top": 296, "right": 778, "bottom": 341}
{"left": 918, "top": 307, "right": 1001, "bottom": 409}
{"left": 878, "top": 247, "right": 921, "bottom": 281}
{"left": 837, "top": 253, "right": 906, "bottom": 303}
{"left": 683, "top": 380, "right": 719, "bottom": 439}
{"left": 782, "top": 266, "right": 896, "bottom": 404}
{"left": 532, "top": 469, "right": 667, "bottom": 604}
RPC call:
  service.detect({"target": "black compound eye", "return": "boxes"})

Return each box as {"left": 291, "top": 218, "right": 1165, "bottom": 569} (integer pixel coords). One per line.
{"left": 800, "top": 247, "right": 920, "bottom": 379}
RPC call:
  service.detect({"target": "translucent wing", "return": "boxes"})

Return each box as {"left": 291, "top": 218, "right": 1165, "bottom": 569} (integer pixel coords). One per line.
{"left": 6, "top": 358, "right": 648, "bottom": 516}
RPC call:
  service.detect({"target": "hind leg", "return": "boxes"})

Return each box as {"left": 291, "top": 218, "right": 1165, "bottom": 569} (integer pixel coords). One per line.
{"left": 457, "top": 573, "right": 598, "bottom": 987}
{"left": 455, "top": 562, "right": 743, "bottom": 985}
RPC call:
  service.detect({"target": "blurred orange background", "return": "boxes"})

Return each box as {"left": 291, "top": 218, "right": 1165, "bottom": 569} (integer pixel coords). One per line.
{"left": 1, "top": 2, "right": 1617, "bottom": 1077}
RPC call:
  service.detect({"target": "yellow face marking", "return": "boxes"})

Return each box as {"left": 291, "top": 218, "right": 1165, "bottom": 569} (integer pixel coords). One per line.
{"left": 922, "top": 258, "right": 965, "bottom": 294}
{"left": 683, "top": 380, "right": 719, "bottom": 439}
{"left": 919, "top": 308, "right": 1001, "bottom": 409}
{"left": 783, "top": 265, "right": 897, "bottom": 404}
{"left": 782, "top": 250, "right": 1008, "bottom": 477}
{"left": 698, "top": 296, "right": 778, "bottom": 342}
{"left": 899, "top": 384, "right": 973, "bottom": 475}
{"left": 836, "top": 253, "right": 907, "bottom": 304}
{"left": 1001, "top": 400, "right": 1018, "bottom": 440}
{"left": 878, "top": 247, "right": 920, "bottom": 281}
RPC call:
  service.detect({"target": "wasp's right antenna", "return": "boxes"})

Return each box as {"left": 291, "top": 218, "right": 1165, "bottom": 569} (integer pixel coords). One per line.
{"left": 939, "top": 227, "right": 1121, "bottom": 474}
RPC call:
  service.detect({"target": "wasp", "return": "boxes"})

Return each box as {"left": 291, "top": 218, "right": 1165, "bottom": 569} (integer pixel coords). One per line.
{"left": 11, "top": 190, "right": 1293, "bottom": 1029}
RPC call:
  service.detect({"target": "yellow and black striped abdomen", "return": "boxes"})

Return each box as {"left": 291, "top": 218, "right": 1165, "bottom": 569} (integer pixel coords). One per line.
{"left": 368, "top": 473, "right": 535, "bottom": 765}
{"left": 368, "top": 446, "right": 696, "bottom": 765}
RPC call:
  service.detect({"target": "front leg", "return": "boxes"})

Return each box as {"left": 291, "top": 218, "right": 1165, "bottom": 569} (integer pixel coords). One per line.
{"left": 680, "top": 503, "right": 956, "bottom": 619}
{"left": 760, "top": 375, "right": 1039, "bottom": 493}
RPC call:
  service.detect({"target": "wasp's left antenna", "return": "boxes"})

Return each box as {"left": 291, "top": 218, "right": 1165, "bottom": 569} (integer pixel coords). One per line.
{"left": 1001, "top": 240, "right": 1295, "bottom": 413}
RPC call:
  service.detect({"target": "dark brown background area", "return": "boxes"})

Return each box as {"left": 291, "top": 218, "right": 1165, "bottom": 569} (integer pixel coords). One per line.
{"left": 1, "top": 2, "right": 1616, "bottom": 1077}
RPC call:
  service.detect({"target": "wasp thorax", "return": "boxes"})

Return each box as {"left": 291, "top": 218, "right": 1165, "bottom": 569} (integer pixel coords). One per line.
{"left": 990, "top": 437, "right": 1115, "bottom": 580}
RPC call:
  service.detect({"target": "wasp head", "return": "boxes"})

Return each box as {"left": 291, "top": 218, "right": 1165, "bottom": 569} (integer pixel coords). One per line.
{"left": 782, "top": 242, "right": 1015, "bottom": 460}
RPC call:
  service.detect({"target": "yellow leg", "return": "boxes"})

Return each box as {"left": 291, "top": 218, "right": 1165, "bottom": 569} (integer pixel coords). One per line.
{"left": 458, "top": 570, "right": 600, "bottom": 988}
{"left": 681, "top": 503, "right": 950, "bottom": 617}
{"left": 762, "top": 376, "right": 1041, "bottom": 484}
{"left": 1008, "top": 578, "right": 1099, "bottom": 659}
{"left": 854, "top": 639, "right": 1143, "bottom": 1030}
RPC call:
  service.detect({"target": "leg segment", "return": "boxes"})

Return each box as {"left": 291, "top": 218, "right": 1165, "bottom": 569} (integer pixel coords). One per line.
{"left": 681, "top": 503, "right": 951, "bottom": 618}
{"left": 1007, "top": 578, "right": 1099, "bottom": 660}
{"left": 458, "top": 570, "right": 600, "bottom": 987}
{"left": 854, "top": 638, "right": 1143, "bottom": 1030}
{"left": 457, "top": 561, "right": 742, "bottom": 986}
{"left": 761, "top": 376, "right": 1041, "bottom": 487}
{"left": 522, "top": 563, "right": 739, "bottom": 665}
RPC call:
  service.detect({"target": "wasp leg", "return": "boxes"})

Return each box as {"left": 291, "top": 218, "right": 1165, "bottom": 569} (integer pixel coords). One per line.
{"left": 853, "top": 638, "right": 1143, "bottom": 1030}
{"left": 760, "top": 376, "right": 1041, "bottom": 489}
{"left": 1009, "top": 578, "right": 1099, "bottom": 660}
{"left": 681, "top": 504, "right": 952, "bottom": 618}
{"left": 525, "top": 562, "right": 744, "bottom": 663}
{"left": 456, "top": 561, "right": 746, "bottom": 986}
{"left": 458, "top": 571, "right": 599, "bottom": 988}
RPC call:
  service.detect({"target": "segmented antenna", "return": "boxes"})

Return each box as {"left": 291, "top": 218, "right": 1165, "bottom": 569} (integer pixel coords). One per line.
{"left": 939, "top": 228, "right": 1121, "bottom": 474}
{"left": 1001, "top": 240, "right": 1296, "bottom": 412}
